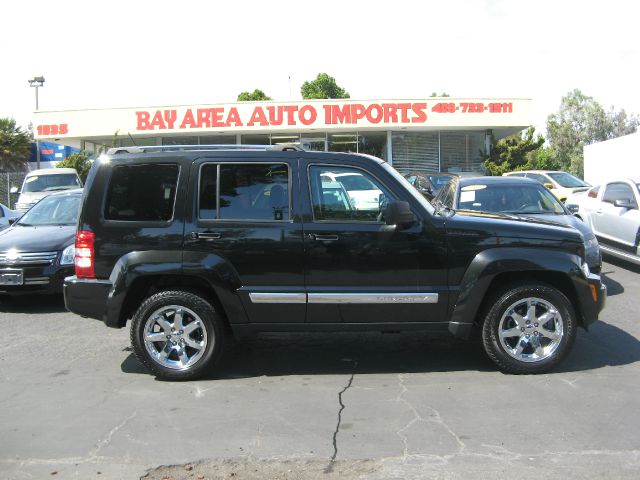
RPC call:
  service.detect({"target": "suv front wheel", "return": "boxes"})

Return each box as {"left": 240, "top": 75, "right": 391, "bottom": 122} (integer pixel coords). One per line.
{"left": 482, "top": 284, "right": 577, "bottom": 374}
{"left": 130, "top": 290, "right": 225, "bottom": 381}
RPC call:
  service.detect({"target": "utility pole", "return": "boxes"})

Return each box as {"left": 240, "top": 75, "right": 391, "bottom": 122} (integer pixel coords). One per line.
{"left": 28, "top": 76, "right": 45, "bottom": 169}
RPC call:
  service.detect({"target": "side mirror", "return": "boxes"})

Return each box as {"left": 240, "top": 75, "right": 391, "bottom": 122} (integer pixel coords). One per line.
{"left": 8, "top": 218, "right": 17, "bottom": 225}
{"left": 383, "top": 201, "right": 416, "bottom": 228}
{"left": 9, "top": 187, "right": 18, "bottom": 194}
{"left": 566, "top": 204, "right": 579, "bottom": 214}
{"left": 543, "top": 183, "right": 554, "bottom": 190}
{"left": 614, "top": 198, "right": 635, "bottom": 209}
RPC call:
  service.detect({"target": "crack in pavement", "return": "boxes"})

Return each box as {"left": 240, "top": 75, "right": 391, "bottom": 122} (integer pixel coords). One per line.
{"left": 324, "top": 372, "right": 356, "bottom": 473}
{"left": 395, "top": 373, "right": 465, "bottom": 461}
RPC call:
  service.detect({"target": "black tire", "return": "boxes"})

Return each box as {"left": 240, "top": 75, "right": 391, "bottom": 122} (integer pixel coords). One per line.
{"left": 481, "top": 283, "right": 577, "bottom": 374}
{"left": 130, "top": 290, "right": 226, "bottom": 381}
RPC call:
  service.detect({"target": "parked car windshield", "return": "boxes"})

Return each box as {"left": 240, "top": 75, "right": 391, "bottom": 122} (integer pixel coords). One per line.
{"left": 17, "top": 194, "right": 81, "bottom": 226}
{"left": 547, "top": 172, "right": 590, "bottom": 188}
{"left": 23, "top": 174, "right": 82, "bottom": 193}
{"left": 458, "top": 184, "right": 566, "bottom": 214}
{"left": 428, "top": 175, "right": 455, "bottom": 188}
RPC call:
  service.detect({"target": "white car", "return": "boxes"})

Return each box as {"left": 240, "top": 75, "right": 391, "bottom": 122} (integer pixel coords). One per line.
{"left": 566, "top": 178, "right": 640, "bottom": 265}
{"left": 320, "top": 171, "right": 382, "bottom": 210}
{"left": 0, "top": 203, "right": 18, "bottom": 230}
{"left": 13, "top": 168, "right": 83, "bottom": 214}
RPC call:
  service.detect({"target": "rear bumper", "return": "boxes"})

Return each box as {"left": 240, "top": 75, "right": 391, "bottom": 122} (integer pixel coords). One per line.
{"left": 64, "top": 276, "right": 112, "bottom": 322}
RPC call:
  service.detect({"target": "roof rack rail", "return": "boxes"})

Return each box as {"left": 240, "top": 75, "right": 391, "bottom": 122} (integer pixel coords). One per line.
{"left": 107, "top": 143, "right": 305, "bottom": 155}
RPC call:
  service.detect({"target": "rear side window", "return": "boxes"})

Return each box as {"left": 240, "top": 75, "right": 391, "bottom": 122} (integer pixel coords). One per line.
{"left": 198, "top": 163, "right": 290, "bottom": 221}
{"left": 105, "top": 164, "right": 179, "bottom": 221}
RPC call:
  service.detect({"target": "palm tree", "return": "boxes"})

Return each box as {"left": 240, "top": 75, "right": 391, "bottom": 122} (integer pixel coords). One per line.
{"left": 0, "top": 118, "right": 31, "bottom": 171}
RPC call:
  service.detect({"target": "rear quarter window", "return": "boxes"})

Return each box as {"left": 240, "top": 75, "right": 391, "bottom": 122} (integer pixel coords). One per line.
{"left": 105, "top": 164, "right": 179, "bottom": 221}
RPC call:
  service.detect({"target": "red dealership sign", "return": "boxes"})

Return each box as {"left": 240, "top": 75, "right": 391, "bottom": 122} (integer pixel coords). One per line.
{"left": 33, "top": 99, "right": 527, "bottom": 139}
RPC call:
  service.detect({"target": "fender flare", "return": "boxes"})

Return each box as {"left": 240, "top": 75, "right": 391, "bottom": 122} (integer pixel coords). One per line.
{"left": 448, "top": 247, "right": 583, "bottom": 338}
{"left": 104, "top": 250, "right": 247, "bottom": 327}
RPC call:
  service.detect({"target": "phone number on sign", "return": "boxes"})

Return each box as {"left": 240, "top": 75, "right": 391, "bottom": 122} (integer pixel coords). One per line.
{"left": 431, "top": 102, "right": 513, "bottom": 113}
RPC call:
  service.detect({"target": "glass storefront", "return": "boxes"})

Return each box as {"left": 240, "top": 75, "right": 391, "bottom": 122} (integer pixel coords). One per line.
{"left": 92, "top": 129, "right": 487, "bottom": 174}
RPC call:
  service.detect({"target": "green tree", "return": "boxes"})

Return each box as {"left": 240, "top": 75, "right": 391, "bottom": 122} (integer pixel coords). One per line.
{"left": 0, "top": 118, "right": 31, "bottom": 171}
{"left": 300, "top": 73, "right": 350, "bottom": 99}
{"left": 57, "top": 151, "right": 92, "bottom": 182}
{"left": 430, "top": 92, "right": 450, "bottom": 97}
{"left": 237, "top": 89, "right": 272, "bottom": 101}
{"left": 546, "top": 89, "right": 638, "bottom": 177}
{"left": 482, "top": 127, "right": 546, "bottom": 176}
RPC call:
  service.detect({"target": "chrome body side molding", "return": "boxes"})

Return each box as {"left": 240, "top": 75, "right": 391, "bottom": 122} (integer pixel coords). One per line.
{"left": 249, "top": 292, "right": 439, "bottom": 304}
{"left": 248, "top": 293, "right": 307, "bottom": 304}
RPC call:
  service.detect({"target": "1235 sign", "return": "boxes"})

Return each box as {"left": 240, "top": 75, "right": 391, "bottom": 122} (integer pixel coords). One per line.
{"left": 37, "top": 124, "right": 68, "bottom": 136}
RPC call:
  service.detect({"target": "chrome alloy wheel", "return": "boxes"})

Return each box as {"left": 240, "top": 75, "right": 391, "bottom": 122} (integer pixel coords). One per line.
{"left": 498, "top": 297, "right": 564, "bottom": 363}
{"left": 143, "top": 305, "right": 209, "bottom": 370}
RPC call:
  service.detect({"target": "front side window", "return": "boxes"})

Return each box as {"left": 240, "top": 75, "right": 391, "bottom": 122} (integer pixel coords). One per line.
{"left": 105, "top": 164, "right": 179, "bottom": 221}
{"left": 309, "top": 166, "right": 393, "bottom": 222}
{"left": 198, "top": 163, "right": 290, "bottom": 221}
{"left": 602, "top": 182, "right": 635, "bottom": 204}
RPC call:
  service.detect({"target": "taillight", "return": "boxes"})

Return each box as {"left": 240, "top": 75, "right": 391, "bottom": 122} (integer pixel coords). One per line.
{"left": 75, "top": 230, "right": 95, "bottom": 279}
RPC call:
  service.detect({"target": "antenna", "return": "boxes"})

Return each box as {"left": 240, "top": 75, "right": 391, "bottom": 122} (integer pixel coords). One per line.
{"left": 127, "top": 132, "right": 138, "bottom": 147}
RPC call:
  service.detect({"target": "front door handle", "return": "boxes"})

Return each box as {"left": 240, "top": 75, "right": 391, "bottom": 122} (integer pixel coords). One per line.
{"left": 311, "top": 234, "right": 339, "bottom": 241}
{"left": 191, "top": 232, "right": 221, "bottom": 240}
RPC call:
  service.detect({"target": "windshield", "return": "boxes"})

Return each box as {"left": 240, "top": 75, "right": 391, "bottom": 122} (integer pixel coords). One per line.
{"left": 17, "top": 194, "right": 81, "bottom": 226}
{"left": 23, "top": 173, "right": 81, "bottom": 193}
{"left": 457, "top": 184, "right": 566, "bottom": 215}
{"left": 428, "top": 175, "right": 455, "bottom": 188}
{"left": 547, "top": 172, "right": 590, "bottom": 188}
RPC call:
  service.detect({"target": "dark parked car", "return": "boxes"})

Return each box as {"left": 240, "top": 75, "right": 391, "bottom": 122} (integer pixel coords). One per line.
{"left": 0, "top": 189, "right": 82, "bottom": 294}
{"left": 433, "top": 176, "right": 602, "bottom": 273}
{"left": 403, "top": 172, "right": 456, "bottom": 200}
{"left": 64, "top": 145, "right": 605, "bottom": 380}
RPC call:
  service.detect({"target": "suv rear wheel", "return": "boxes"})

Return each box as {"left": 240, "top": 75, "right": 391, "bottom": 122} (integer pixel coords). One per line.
{"left": 482, "top": 284, "right": 577, "bottom": 374}
{"left": 130, "top": 290, "right": 225, "bottom": 381}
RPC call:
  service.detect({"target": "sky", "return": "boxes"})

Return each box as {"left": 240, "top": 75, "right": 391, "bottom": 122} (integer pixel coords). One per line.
{"left": 2, "top": 0, "right": 639, "bottom": 136}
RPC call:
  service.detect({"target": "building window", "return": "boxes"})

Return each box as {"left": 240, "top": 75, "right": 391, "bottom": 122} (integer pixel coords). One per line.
{"left": 162, "top": 136, "right": 198, "bottom": 146}
{"left": 391, "top": 132, "right": 439, "bottom": 174}
{"left": 329, "top": 133, "right": 358, "bottom": 153}
{"left": 241, "top": 134, "right": 270, "bottom": 146}
{"left": 440, "top": 131, "right": 485, "bottom": 174}
{"left": 199, "top": 135, "right": 236, "bottom": 145}
{"left": 357, "top": 132, "right": 387, "bottom": 160}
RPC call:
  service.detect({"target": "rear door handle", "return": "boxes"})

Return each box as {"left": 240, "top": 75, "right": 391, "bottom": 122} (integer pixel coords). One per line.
{"left": 191, "top": 232, "right": 221, "bottom": 240}
{"left": 310, "top": 234, "right": 339, "bottom": 241}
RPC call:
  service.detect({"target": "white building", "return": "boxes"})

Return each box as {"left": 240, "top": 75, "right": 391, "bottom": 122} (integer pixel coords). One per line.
{"left": 33, "top": 97, "right": 532, "bottom": 174}
{"left": 584, "top": 132, "right": 640, "bottom": 185}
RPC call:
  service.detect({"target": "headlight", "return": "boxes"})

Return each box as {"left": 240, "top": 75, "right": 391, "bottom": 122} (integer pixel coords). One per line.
{"left": 584, "top": 237, "right": 598, "bottom": 250}
{"left": 60, "top": 244, "right": 75, "bottom": 265}
{"left": 580, "top": 259, "right": 591, "bottom": 277}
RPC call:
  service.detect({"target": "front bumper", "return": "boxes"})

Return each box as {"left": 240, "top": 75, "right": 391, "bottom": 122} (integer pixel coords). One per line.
{"left": 576, "top": 272, "right": 607, "bottom": 328}
{"left": 0, "top": 265, "right": 74, "bottom": 295}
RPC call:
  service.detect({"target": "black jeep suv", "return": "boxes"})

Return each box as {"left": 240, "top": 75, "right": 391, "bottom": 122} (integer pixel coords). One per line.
{"left": 64, "top": 145, "right": 606, "bottom": 380}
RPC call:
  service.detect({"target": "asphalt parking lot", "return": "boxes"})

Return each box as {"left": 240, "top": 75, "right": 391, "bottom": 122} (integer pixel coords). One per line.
{"left": 1, "top": 259, "right": 639, "bottom": 480}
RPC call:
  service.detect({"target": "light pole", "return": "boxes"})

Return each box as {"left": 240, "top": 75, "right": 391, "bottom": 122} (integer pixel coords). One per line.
{"left": 28, "top": 76, "right": 45, "bottom": 169}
